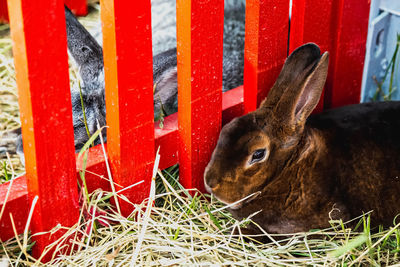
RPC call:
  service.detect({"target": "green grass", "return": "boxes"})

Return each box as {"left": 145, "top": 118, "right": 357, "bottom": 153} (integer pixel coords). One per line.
{"left": 372, "top": 33, "right": 400, "bottom": 101}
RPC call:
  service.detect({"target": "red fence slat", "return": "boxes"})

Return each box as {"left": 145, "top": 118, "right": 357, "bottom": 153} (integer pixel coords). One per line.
{"left": 290, "top": 0, "right": 333, "bottom": 113}
{"left": 291, "top": 0, "right": 370, "bottom": 109}
{"left": 176, "top": 0, "right": 224, "bottom": 192}
{"left": 0, "top": 0, "right": 87, "bottom": 23}
{"left": 64, "top": 0, "right": 87, "bottom": 16}
{"left": 7, "top": 0, "right": 79, "bottom": 258}
{"left": 0, "top": 176, "right": 28, "bottom": 241}
{"left": 155, "top": 114, "right": 179, "bottom": 170}
{"left": 243, "top": 0, "right": 290, "bottom": 113}
{"left": 326, "top": 0, "right": 370, "bottom": 108}
{"left": 222, "top": 85, "right": 244, "bottom": 125}
{"left": 290, "top": 0, "right": 335, "bottom": 55}
{"left": 0, "top": 0, "right": 8, "bottom": 23}
{"left": 101, "top": 0, "right": 155, "bottom": 214}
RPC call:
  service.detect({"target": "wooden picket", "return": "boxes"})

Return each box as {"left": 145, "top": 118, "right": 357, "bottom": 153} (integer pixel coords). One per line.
{"left": 0, "top": 0, "right": 371, "bottom": 260}
{"left": 65, "top": 0, "right": 87, "bottom": 16}
{"left": 0, "top": 176, "right": 28, "bottom": 243}
{"left": 7, "top": 0, "right": 79, "bottom": 258}
{"left": 243, "top": 0, "right": 290, "bottom": 113}
{"left": 325, "top": 0, "right": 370, "bottom": 108}
{"left": 176, "top": 0, "right": 225, "bottom": 192}
{"left": 100, "top": 0, "right": 155, "bottom": 215}
{"left": 0, "top": 0, "right": 87, "bottom": 23}
{"left": 0, "top": 0, "right": 7, "bottom": 22}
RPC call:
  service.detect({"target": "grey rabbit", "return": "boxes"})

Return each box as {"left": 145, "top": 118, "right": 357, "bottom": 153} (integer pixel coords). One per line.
{"left": 3, "top": 2, "right": 245, "bottom": 166}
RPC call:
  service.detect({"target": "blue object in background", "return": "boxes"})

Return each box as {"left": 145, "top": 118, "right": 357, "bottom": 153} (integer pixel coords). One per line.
{"left": 361, "top": 0, "right": 400, "bottom": 102}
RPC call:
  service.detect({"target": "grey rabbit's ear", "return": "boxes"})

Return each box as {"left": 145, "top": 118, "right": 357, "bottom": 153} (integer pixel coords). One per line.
{"left": 64, "top": 6, "right": 103, "bottom": 91}
{"left": 260, "top": 43, "right": 329, "bottom": 130}
{"left": 153, "top": 49, "right": 178, "bottom": 117}
{"left": 0, "top": 128, "right": 25, "bottom": 166}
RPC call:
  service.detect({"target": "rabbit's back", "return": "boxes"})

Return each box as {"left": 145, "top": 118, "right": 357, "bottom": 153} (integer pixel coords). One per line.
{"left": 308, "top": 101, "right": 400, "bottom": 225}
{"left": 309, "top": 101, "right": 400, "bottom": 137}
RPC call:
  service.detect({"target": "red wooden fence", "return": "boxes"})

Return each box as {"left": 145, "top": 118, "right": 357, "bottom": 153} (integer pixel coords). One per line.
{"left": 0, "top": 0, "right": 370, "bottom": 260}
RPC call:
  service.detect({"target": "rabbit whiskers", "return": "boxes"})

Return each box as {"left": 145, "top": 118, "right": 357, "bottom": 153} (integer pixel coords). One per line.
{"left": 214, "top": 191, "right": 262, "bottom": 210}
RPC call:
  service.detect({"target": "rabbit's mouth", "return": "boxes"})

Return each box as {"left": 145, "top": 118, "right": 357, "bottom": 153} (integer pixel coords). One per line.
{"left": 215, "top": 191, "right": 261, "bottom": 210}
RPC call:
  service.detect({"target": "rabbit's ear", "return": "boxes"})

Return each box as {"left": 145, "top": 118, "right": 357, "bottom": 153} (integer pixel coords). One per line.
{"left": 153, "top": 49, "right": 178, "bottom": 116}
{"left": 261, "top": 43, "right": 322, "bottom": 109}
{"left": 64, "top": 6, "right": 103, "bottom": 89}
{"left": 292, "top": 52, "right": 328, "bottom": 124}
{"left": 275, "top": 51, "right": 329, "bottom": 130}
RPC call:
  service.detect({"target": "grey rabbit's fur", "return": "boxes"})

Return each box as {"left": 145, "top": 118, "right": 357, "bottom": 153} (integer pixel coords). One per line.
{"left": 4, "top": 2, "right": 245, "bottom": 165}
{"left": 65, "top": 6, "right": 106, "bottom": 151}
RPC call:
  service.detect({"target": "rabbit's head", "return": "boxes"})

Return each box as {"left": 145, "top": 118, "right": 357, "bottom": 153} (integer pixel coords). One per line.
{"left": 204, "top": 43, "right": 329, "bottom": 208}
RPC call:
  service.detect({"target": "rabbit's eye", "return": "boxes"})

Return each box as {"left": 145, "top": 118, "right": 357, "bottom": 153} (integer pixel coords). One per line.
{"left": 250, "top": 149, "right": 266, "bottom": 164}
{"left": 81, "top": 46, "right": 91, "bottom": 53}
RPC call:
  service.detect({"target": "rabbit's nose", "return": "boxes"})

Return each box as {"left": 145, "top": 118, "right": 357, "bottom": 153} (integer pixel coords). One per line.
{"left": 204, "top": 182, "right": 213, "bottom": 194}
{"left": 204, "top": 178, "right": 219, "bottom": 193}
{"left": 204, "top": 171, "right": 220, "bottom": 192}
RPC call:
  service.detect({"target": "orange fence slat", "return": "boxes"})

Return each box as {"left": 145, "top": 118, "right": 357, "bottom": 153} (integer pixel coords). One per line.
{"left": 100, "top": 0, "right": 155, "bottom": 214}
{"left": 176, "top": 0, "right": 224, "bottom": 192}
{"left": 7, "top": 0, "right": 79, "bottom": 258}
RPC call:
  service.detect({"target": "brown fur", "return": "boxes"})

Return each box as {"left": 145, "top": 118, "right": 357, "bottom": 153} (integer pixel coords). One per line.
{"left": 204, "top": 43, "right": 400, "bottom": 235}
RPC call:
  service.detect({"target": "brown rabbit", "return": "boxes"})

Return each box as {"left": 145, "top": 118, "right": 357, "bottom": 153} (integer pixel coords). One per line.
{"left": 204, "top": 43, "right": 400, "bottom": 235}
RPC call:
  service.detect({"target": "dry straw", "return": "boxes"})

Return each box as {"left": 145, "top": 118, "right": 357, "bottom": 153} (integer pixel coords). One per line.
{"left": 1, "top": 146, "right": 400, "bottom": 265}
